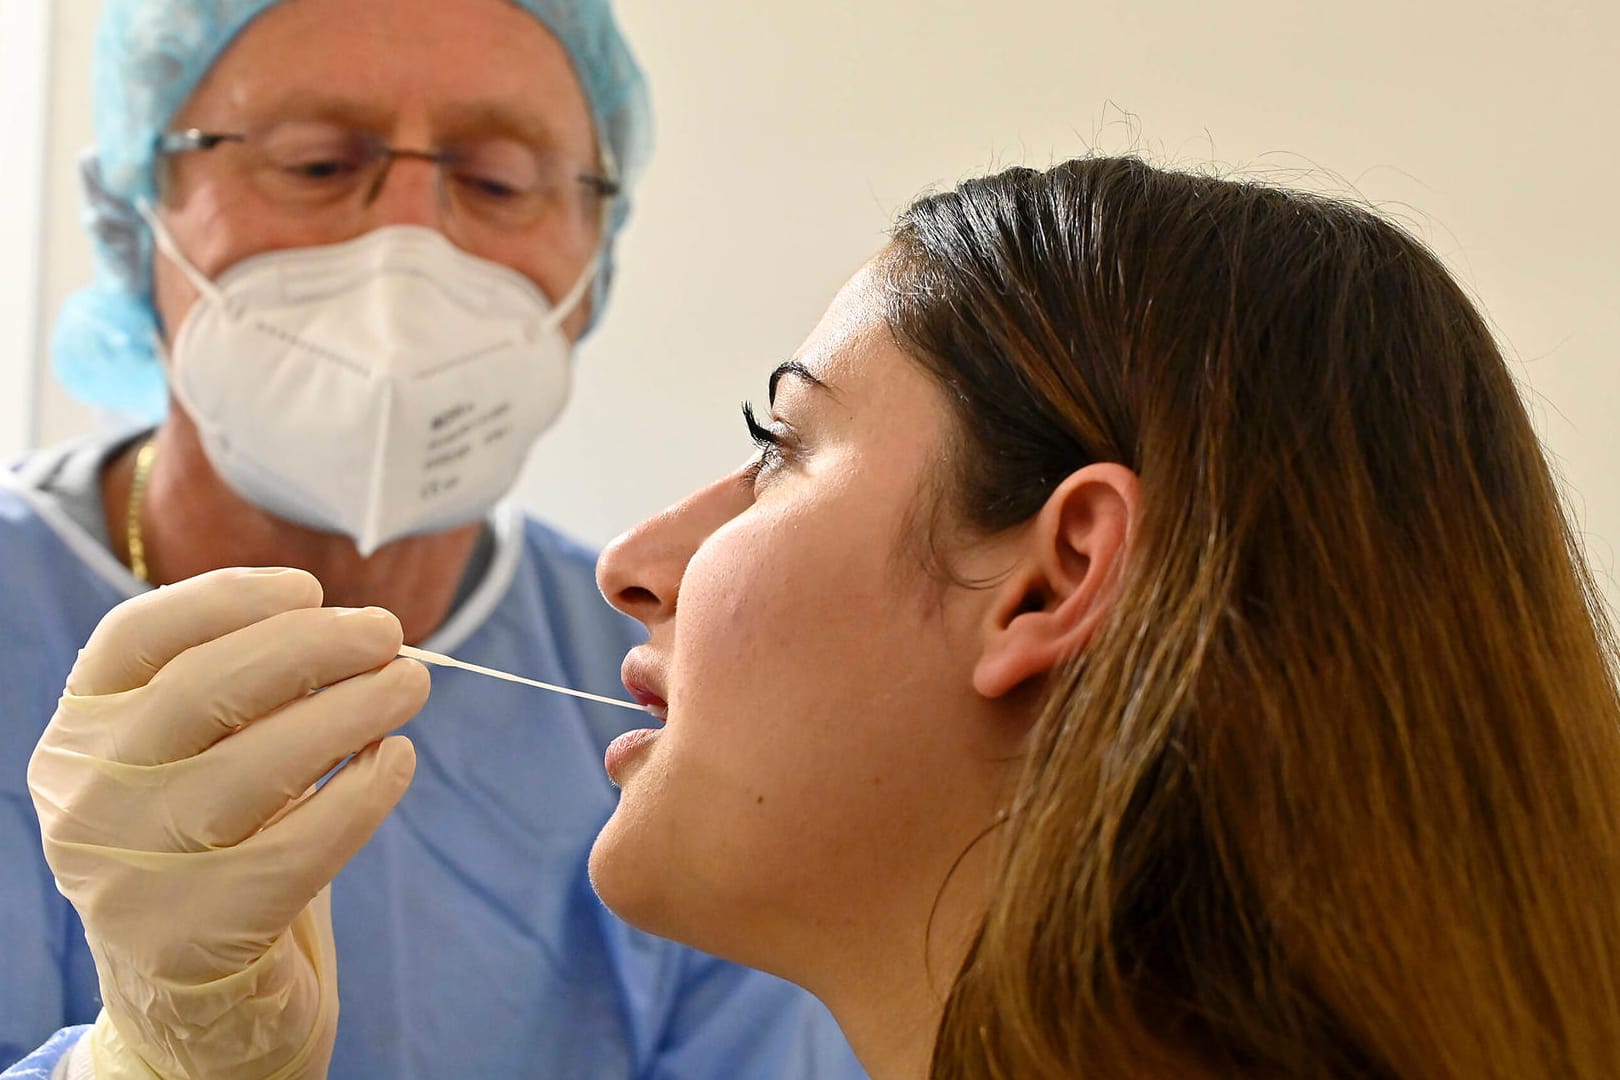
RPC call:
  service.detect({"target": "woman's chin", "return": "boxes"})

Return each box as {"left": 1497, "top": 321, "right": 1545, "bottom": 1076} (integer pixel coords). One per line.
{"left": 590, "top": 820, "right": 787, "bottom": 978}
{"left": 588, "top": 812, "right": 687, "bottom": 940}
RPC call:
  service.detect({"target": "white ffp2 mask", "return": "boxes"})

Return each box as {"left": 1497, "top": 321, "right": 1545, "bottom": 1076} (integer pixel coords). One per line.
{"left": 147, "top": 215, "right": 595, "bottom": 556}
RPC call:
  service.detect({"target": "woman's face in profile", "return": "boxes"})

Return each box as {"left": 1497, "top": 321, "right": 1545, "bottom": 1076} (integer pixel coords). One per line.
{"left": 590, "top": 261, "right": 1023, "bottom": 982}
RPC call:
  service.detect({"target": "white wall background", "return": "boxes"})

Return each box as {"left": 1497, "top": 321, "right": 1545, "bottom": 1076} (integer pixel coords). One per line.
{"left": 0, "top": 0, "right": 52, "bottom": 460}
{"left": 15, "top": 0, "right": 1620, "bottom": 609}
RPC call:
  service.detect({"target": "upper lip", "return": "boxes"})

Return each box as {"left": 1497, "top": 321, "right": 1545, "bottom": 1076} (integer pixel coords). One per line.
{"left": 620, "top": 652, "right": 669, "bottom": 722}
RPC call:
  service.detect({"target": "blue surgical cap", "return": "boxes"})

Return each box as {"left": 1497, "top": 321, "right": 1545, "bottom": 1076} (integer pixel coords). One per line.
{"left": 53, "top": 0, "right": 653, "bottom": 420}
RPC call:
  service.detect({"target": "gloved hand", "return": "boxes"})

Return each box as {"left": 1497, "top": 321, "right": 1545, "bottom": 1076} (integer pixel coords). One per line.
{"left": 27, "top": 567, "right": 429, "bottom": 1079}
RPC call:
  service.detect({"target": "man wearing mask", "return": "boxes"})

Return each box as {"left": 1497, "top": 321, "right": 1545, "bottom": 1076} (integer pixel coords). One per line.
{"left": 1, "top": 1, "right": 862, "bottom": 1077}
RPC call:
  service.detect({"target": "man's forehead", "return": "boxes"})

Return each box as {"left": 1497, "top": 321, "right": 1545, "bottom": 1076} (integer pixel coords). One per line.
{"left": 176, "top": 0, "right": 594, "bottom": 144}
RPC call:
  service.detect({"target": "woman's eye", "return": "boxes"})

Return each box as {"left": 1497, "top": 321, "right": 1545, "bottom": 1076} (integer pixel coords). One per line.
{"left": 741, "top": 402, "right": 787, "bottom": 485}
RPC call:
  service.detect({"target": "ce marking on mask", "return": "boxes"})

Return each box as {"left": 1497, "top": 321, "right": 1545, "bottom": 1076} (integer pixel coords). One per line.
{"left": 421, "top": 400, "right": 516, "bottom": 501}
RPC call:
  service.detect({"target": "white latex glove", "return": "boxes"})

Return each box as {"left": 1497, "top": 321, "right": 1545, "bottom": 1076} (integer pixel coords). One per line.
{"left": 28, "top": 567, "right": 428, "bottom": 1080}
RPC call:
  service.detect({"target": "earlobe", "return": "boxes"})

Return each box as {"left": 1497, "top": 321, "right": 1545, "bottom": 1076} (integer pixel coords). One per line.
{"left": 972, "top": 601, "right": 1079, "bottom": 699}
{"left": 970, "top": 463, "right": 1139, "bottom": 700}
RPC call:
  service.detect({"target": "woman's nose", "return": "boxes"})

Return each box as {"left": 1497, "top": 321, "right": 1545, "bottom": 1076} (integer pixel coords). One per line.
{"left": 596, "top": 472, "right": 752, "bottom": 628}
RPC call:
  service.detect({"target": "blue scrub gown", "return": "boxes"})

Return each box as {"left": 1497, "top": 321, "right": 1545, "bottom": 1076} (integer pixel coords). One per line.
{"left": 0, "top": 446, "right": 864, "bottom": 1078}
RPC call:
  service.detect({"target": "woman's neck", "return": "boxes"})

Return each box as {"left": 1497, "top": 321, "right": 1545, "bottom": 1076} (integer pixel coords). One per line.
{"left": 804, "top": 849, "right": 996, "bottom": 1079}
{"left": 101, "top": 408, "right": 481, "bottom": 645}
{"left": 824, "top": 968, "right": 945, "bottom": 1079}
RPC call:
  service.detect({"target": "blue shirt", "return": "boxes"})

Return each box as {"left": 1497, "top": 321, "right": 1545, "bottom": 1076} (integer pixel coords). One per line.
{"left": 0, "top": 437, "right": 864, "bottom": 1078}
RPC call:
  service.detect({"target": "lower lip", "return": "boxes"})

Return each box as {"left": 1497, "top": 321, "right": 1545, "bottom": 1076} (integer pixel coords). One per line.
{"left": 604, "top": 727, "right": 662, "bottom": 784}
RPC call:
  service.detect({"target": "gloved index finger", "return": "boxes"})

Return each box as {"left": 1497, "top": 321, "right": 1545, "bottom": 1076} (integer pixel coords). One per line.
{"left": 67, "top": 567, "right": 324, "bottom": 697}
{"left": 119, "top": 605, "right": 407, "bottom": 767}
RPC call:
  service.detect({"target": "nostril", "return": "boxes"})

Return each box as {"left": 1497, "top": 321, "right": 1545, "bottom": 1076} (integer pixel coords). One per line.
{"left": 617, "top": 586, "right": 659, "bottom": 609}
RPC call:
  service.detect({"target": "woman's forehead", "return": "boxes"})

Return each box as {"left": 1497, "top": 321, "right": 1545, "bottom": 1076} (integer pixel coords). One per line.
{"left": 789, "top": 259, "right": 897, "bottom": 391}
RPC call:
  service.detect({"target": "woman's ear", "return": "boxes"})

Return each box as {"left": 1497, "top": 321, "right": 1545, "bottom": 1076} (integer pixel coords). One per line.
{"left": 972, "top": 463, "right": 1139, "bottom": 699}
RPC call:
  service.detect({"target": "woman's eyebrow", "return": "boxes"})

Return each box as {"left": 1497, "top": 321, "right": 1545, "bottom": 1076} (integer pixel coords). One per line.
{"left": 767, "top": 361, "right": 831, "bottom": 405}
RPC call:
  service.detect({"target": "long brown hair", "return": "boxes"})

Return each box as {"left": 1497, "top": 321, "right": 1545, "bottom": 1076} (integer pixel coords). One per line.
{"left": 879, "top": 156, "right": 1620, "bottom": 1078}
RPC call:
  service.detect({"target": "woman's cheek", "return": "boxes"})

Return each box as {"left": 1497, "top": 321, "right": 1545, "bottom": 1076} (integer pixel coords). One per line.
{"left": 677, "top": 510, "right": 803, "bottom": 643}
{"left": 678, "top": 536, "right": 759, "bottom": 643}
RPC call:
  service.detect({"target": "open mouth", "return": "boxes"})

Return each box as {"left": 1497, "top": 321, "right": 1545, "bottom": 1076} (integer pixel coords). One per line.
{"left": 606, "top": 660, "right": 668, "bottom": 784}
{"left": 618, "top": 676, "right": 670, "bottom": 725}
{"left": 624, "top": 683, "right": 668, "bottom": 723}
{"left": 620, "top": 651, "right": 670, "bottom": 724}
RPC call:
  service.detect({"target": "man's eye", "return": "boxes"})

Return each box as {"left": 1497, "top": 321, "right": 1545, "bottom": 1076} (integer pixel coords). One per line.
{"left": 453, "top": 172, "right": 524, "bottom": 201}
{"left": 450, "top": 140, "right": 545, "bottom": 203}
{"left": 283, "top": 159, "right": 356, "bottom": 180}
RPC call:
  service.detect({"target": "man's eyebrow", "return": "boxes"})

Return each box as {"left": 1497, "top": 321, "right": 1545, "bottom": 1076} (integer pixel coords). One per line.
{"left": 432, "top": 100, "right": 571, "bottom": 152}
{"left": 768, "top": 361, "right": 831, "bottom": 405}
{"left": 220, "top": 93, "right": 577, "bottom": 157}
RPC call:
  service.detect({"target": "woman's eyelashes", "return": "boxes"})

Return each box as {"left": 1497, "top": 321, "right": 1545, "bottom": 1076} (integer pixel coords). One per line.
{"left": 741, "top": 401, "right": 790, "bottom": 485}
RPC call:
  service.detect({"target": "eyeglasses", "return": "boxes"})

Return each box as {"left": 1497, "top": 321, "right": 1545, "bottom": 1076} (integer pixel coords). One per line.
{"left": 157, "top": 120, "right": 619, "bottom": 235}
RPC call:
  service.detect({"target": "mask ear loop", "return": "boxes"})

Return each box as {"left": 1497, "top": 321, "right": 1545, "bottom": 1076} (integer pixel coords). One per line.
{"left": 534, "top": 140, "right": 618, "bottom": 339}
{"left": 135, "top": 201, "right": 238, "bottom": 470}
{"left": 137, "top": 198, "right": 243, "bottom": 327}
{"left": 137, "top": 200, "right": 235, "bottom": 316}
{"left": 537, "top": 250, "right": 601, "bottom": 338}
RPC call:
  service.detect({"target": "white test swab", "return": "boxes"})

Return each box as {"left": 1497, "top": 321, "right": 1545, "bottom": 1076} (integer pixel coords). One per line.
{"left": 397, "top": 644, "right": 647, "bottom": 712}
